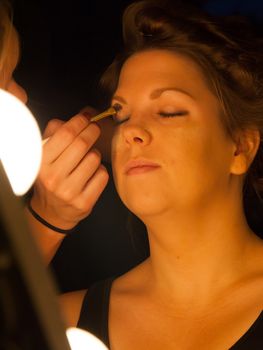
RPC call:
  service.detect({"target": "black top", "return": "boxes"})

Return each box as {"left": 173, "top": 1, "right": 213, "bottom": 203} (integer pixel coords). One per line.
{"left": 77, "top": 277, "right": 263, "bottom": 349}
{"left": 77, "top": 277, "right": 114, "bottom": 347}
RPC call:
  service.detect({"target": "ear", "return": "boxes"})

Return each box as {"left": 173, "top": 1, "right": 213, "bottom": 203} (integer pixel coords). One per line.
{"left": 230, "top": 128, "right": 261, "bottom": 175}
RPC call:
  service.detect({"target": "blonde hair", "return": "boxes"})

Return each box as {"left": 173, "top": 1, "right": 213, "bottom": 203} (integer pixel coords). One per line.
{"left": 0, "top": 0, "right": 13, "bottom": 87}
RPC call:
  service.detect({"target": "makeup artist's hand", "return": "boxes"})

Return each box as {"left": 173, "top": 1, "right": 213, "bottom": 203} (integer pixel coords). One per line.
{"left": 29, "top": 112, "right": 109, "bottom": 230}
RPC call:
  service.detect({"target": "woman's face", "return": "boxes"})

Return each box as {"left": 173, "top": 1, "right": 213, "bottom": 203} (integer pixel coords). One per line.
{"left": 1, "top": 27, "right": 28, "bottom": 104}
{"left": 111, "top": 50, "right": 236, "bottom": 218}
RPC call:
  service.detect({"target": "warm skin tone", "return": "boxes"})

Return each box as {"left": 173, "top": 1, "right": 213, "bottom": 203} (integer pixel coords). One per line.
{"left": 61, "top": 50, "right": 263, "bottom": 350}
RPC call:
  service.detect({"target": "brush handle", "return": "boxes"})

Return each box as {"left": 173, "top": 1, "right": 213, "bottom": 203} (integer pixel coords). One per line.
{"left": 90, "top": 107, "right": 116, "bottom": 122}
{"left": 42, "top": 107, "right": 116, "bottom": 145}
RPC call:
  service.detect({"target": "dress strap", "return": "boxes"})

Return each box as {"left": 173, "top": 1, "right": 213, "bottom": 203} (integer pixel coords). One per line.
{"left": 77, "top": 277, "right": 115, "bottom": 348}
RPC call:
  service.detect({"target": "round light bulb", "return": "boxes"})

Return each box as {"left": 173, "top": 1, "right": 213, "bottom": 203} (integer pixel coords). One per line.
{"left": 66, "top": 327, "right": 109, "bottom": 350}
{"left": 0, "top": 89, "right": 42, "bottom": 195}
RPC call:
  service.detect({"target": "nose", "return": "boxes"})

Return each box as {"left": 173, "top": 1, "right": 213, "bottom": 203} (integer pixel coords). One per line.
{"left": 122, "top": 123, "right": 152, "bottom": 147}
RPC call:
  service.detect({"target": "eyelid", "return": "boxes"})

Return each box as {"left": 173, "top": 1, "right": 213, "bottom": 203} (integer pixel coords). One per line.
{"left": 110, "top": 103, "right": 130, "bottom": 125}
{"left": 112, "top": 102, "right": 123, "bottom": 112}
{"left": 111, "top": 110, "right": 188, "bottom": 125}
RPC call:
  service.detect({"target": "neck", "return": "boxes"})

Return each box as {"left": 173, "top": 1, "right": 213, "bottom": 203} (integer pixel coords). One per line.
{"left": 141, "top": 191, "right": 257, "bottom": 310}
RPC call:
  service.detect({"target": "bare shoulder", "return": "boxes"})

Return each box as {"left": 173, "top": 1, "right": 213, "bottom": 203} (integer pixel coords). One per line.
{"left": 59, "top": 289, "right": 87, "bottom": 327}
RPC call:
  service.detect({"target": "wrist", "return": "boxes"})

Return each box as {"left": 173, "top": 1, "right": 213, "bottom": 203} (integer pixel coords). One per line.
{"left": 26, "top": 199, "right": 76, "bottom": 235}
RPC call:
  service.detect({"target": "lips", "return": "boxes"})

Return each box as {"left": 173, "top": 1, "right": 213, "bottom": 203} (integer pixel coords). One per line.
{"left": 124, "top": 158, "right": 160, "bottom": 175}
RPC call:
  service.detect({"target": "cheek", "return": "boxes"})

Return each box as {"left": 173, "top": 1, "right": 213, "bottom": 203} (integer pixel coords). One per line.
{"left": 164, "top": 124, "right": 232, "bottom": 184}
{"left": 111, "top": 129, "right": 118, "bottom": 162}
{"left": 111, "top": 130, "right": 122, "bottom": 179}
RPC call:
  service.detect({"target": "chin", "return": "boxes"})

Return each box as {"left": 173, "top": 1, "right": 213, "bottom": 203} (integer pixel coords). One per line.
{"left": 121, "top": 192, "right": 168, "bottom": 218}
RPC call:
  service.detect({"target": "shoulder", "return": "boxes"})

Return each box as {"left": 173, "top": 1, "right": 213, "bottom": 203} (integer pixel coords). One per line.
{"left": 59, "top": 289, "right": 87, "bottom": 327}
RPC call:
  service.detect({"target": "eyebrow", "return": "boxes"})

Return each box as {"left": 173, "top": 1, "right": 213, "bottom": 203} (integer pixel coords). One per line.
{"left": 112, "top": 87, "right": 195, "bottom": 104}
{"left": 150, "top": 87, "right": 195, "bottom": 100}
{"left": 112, "top": 95, "right": 127, "bottom": 104}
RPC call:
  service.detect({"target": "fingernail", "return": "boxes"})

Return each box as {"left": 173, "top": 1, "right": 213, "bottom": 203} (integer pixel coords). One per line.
{"left": 82, "top": 112, "right": 92, "bottom": 120}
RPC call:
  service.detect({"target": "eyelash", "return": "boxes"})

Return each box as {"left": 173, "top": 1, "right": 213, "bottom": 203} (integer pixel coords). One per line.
{"left": 159, "top": 111, "right": 187, "bottom": 118}
{"left": 111, "top": 110, "right": 187, "bottom": 126}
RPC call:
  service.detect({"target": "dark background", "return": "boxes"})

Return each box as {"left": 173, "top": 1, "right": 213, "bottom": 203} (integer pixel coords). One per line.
{"left": 10, "top": 0, "right": 263, "bottom": 292}
{"left": 13, "top": 0, "right": 132, "bottom": 129}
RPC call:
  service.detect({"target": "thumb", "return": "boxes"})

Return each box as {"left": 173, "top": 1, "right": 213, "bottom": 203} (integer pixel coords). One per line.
{"left": 43, "top": 118, "right": 65, "bottom": 139}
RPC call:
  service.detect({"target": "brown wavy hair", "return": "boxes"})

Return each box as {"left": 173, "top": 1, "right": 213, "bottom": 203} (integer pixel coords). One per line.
{"left": 100, "top": 0, "right": 263, "bottom": 233}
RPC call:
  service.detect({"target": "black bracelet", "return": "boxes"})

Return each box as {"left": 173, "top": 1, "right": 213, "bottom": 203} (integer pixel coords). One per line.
{"left": 27, "top": 201, "right": 75, "bottom": 235}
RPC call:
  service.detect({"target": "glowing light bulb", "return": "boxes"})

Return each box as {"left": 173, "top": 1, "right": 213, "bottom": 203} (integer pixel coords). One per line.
{"left": 0, "top": 89, "right": 42, "bottom": 195}
{"left": 66, "top": 327, "right": 109, "bottom": 350}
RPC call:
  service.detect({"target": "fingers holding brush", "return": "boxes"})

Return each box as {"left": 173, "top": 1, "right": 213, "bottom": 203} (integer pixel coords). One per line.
{"left": 29, "top": 112, "right": 109, "bottom": 231}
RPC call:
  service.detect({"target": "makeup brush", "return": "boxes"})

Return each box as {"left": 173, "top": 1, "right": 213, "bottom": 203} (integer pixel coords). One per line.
{"left": 42, "top": 104, "right": 122, "bottom": 145}
{"left": 89, "top": 103, "right": 122, "bottom": 122}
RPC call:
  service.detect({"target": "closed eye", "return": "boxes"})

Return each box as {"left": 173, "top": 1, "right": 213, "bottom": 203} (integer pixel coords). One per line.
{"left": 111, "top": 110, "right": 187, "bottom": 125}
{"left": 159, "top": 111, "right": 188, "bottom": 118}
